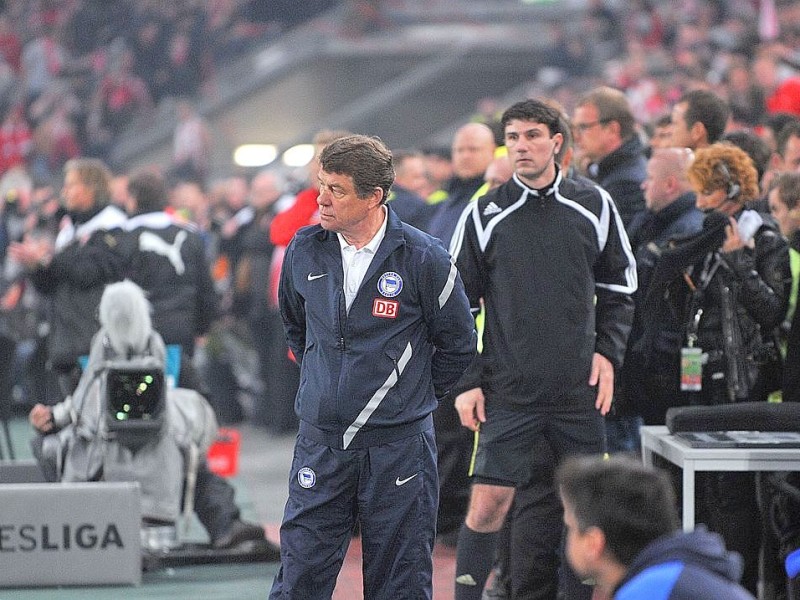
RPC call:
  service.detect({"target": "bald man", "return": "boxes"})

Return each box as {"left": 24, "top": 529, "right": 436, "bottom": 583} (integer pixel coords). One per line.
{"left": 427, "top": 122, "right": 496, "bottom": 248}
{"left": 619, "top": 147, "right": 705, "bottom": 430}
{"left": 484, "top": 151, "right": 513, "bottom": 191}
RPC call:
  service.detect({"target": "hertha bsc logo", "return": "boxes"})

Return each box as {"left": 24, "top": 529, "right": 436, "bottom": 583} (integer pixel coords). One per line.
{"left": 377, "top": 272, "right": 403, "bottom": 297}
{"left": 297, "top": 467, "right": 316, "bottom": 489}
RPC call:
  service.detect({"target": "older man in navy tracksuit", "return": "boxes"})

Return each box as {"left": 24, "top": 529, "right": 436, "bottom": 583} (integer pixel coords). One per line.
{"left": 269, "top": 135, "right": 476, "bottom": 600}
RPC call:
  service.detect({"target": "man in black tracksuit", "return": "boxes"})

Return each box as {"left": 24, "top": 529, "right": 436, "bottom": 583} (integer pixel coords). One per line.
{"left": 123, "top": 171, "right": 217, "bottom": 391}
{"left": 122, "top": 170, "right": 271, "bottom": 552}
{"left": 451, "top": 100, "right": 636, "bottom": 600}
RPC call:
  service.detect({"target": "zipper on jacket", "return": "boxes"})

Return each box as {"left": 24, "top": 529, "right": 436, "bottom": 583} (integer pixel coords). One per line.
{"left": 336, "top": 290, "right": 348, "bottom": 426}
{"left": 337, "top": 291, "right": 346, "bottom": 352}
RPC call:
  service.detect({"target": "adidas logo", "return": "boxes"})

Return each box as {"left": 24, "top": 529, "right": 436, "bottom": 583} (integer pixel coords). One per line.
{"left": 455, "top": 574, "right": 477, "bottom": 586}
{"left": 483, "top": 202, "right": 501, "bottom": 216}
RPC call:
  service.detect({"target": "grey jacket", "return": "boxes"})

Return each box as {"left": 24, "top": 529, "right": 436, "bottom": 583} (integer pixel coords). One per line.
{"left": 42, "top": 328, "right": 217, "bottom": 522}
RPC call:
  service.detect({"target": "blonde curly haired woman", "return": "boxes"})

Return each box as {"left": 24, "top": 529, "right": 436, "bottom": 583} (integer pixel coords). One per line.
{"left": 680, "top": 142, "right": 791, "bottom": 593}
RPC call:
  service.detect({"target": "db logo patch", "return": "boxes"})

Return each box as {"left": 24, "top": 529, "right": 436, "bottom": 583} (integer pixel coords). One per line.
{"left": 377, "top": 271, "right": 403, "bottom": 297}
{"left": 373, "top": 298, "right": 399, "bottom": 319}
{"left": 297, "top": 467, "right": 316, "bottom": 489}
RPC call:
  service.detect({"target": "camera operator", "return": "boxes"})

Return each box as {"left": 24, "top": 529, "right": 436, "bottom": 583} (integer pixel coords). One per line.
{"left": 29, "top": 280, "right": 275, "bottom": 553}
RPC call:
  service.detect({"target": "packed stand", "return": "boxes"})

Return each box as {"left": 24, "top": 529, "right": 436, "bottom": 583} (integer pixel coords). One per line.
{"left": 0, "top": 0, "right": 341, "bottom": 183}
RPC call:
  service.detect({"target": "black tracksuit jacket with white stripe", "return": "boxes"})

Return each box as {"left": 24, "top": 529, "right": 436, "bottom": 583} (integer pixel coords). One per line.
{"left": 451, "top": 169, "right": 637, "bottom": 411}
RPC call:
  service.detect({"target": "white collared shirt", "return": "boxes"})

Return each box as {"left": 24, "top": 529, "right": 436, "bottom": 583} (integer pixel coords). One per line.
{"left": 337, "top": 207, "right": 388, "bottom": 313}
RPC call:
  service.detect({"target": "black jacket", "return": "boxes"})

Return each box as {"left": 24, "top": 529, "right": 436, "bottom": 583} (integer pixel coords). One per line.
{"left": 590, "top": 135, "right": 647, "bottom": 230}
{"left": 784, "top": 231, "right": 800, "bottom": 403}
{"left": 231, "top": 207, "right": 276, "bottom": 322}
{"left": 387, "top": 185, "right": 435, "bottom": 234}
{"left": 677, "top": 211, "right": 790, "bottom": 404}
{"left": 618, "top": 193, "right": 705, "bottom": 421}
{"left": 123, "top": 212, "right": 218, "bottom": 357}
{"left": 451, "top": 169, "right": 636, "bottom": 410}
{"left": 624, "top": 193, "right": 705, "bottom": 370}
{"left": 427, "top": 175, "right": 485, "bottom": 247}
{"left": 30, "top": 205, "right": 128, "bottom": 371}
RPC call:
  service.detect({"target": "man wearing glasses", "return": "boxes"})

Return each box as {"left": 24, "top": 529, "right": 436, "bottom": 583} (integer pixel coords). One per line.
{"left": 573, "top": 86, "right": 647, "bottom": 231}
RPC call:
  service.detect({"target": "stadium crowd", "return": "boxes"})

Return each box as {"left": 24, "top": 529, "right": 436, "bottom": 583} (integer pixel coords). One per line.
{"left": 0, "top": 0, "right": 340, "bottom": 183}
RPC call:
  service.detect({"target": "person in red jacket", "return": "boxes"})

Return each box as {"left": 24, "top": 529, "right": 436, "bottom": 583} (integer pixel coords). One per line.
{"left": 268, "top": 130, "right": 350, "bottom": 303}
{"left": 754, "top": 49, "right": 800, "bottom": 118}
{"left": 269, "top": 129, "right": 352, "bottom": 247}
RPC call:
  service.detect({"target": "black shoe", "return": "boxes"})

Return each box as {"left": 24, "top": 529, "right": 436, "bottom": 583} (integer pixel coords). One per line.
{"left": 212, "top": 519, "right": 266, "bottom": 549}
